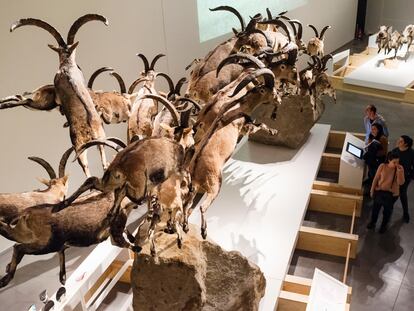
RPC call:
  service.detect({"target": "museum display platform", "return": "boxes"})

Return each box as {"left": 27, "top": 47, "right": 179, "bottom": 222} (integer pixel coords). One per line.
{"left": 330, "top": 35, "right": 414, "bottom": 104}
{"left": 0, "top": 126, "right": 365, "bottom": 311}
{"left": 190, "top": 123, "right": 331, "bottom": 310}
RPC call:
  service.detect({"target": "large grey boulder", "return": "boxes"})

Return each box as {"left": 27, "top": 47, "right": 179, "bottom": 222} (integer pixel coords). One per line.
{"left": 250, "top": 95, "right": 323, "bottom": 149}
{"left": 131, "top": 225, "right": 266, "bottom": 311}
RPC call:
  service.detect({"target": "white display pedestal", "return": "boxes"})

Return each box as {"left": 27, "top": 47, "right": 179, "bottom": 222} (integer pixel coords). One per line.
{"left": 191, "top": 123, "right": 331, "bottom": 311}
{"left": 338, "top": 133, "right": 365, "bottom": 189}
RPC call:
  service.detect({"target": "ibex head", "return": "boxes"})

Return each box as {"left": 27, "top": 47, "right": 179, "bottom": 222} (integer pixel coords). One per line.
{"left": 11, "top": 14, "right": 108, "bottom": 64}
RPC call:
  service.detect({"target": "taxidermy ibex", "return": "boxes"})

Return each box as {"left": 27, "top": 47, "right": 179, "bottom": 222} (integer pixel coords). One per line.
{"left": 127, "top": 54, "right": 174, "bottom": 141}
{"left": 0, "top": 150, "right": 72, "bottom": 227}
{"left": 10, "top": 14, "right": 109, "bottom": 176}
{"left": 50, "top": 137, "right": 185, "bottom": 254}
{"left": 87, "top": 67, "right": 134, "bottom": 124}
{"left": 186, "top": 5, "right": 284, "bottom": 104}
{"left": 184, "top": 66, "right": 278, "bottom": 239}
{"left": 376, "top": 25, "right": 391, "bottom": 53}
{"left": 0, "top": 191, "right": 137, "bottom": 288}
{"left": 307, "top": 24, "right": 331, "bottom": 56}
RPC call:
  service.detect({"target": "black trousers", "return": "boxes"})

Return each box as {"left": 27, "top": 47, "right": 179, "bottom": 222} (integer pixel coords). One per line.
{"left": 394, "top": 179, "right": 411, "bottom": 216}
{"left": 370, "top": 190, "right": 395, "bottom": 227}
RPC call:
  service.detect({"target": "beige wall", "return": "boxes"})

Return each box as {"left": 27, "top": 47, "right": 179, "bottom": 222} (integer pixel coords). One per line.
{"left": 0, "top": 0, "right": 357, "bottom": 250}
{"left": 365, "top": 0, "right": 414, "bottom": 34}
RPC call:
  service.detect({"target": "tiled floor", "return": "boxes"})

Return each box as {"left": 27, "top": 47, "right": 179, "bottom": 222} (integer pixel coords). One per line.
{"left": 287, "top": 82, "right": 414, "bottom": 310}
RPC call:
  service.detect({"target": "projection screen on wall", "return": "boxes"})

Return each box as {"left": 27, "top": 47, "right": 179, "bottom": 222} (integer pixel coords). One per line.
{"left": 197, "top": 0, "right": 308, "bottom": 43}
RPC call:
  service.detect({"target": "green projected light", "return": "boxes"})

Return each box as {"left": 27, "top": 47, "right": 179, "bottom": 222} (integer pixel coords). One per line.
{"left": 197, "top": 0, "right": 308, "bottom": 43}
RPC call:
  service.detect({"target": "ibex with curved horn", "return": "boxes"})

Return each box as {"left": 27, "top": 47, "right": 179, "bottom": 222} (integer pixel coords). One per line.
{"left": 87, "top": 67, "right": 135, "bottom": 124}
{"left": 0, "top": 149, "right": 72, "bottom": 228}
{"left": 183, "top": 68, "right": 278, "bottom": 239}
{"left": 127, "top": 53, "right": 174, "bottom": 141}
{"left": 10, "top": 14, "right": 109, "bottom": 176}
{"left": 186, "top": 5, "right": 278, "bottom": 104}
{"left": 307, "top": 25, "right": 331, "bottom": 56}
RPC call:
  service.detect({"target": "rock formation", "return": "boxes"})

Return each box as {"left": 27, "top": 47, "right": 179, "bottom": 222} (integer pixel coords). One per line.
{"left": 131, "top": 225, "right": 266, "bottom": 311}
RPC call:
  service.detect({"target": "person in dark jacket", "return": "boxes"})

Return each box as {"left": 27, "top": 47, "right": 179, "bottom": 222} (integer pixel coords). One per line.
{"left": 363, "top": 123, "right": 388, "bottom": 182}
{"left": 392, "top": 135, "right": 414, "bottom": 223}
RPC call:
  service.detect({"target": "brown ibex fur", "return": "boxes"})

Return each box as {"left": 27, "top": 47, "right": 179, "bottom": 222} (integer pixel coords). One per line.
{"left": 87, "top": 67, "right": 134, "bottom": 124}
{"left": 0, "top": 85, "right": 57, "bottom": 111}
{"left": 307, "top": 25, "right": 331, "bottom": 57}
{"left": 186, "top": 6, "right": 280, "bottom": 103}
{"left": 183, "top": 68, "right": 278, "bottom": 239}
{"left": 51, "top": 137, "right": 185, "bottom": 255}
{"left": 193, "top": 52, "right": 297, "bottom": 144}
{"left": 127, "top": 54, "right": 174, "bottom": 142}
{"left": 10, "top": 14, "right": 109, "bottom": 176}
{"left": 0, "top": 151, "right": 71, "bottom": 226}
{"left": 0, "top": 191, "right": 136, "bottom": 288}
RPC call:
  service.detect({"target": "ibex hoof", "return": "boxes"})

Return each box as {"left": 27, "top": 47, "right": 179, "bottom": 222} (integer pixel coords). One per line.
{"left": 5, "top": 263, "right": 10, "bottom": 273}
{"left": 0, "top": 274, "right": 11, "bottom": 288}
{"left": 59, "top": 274, "right": 66, "bottom": 285}
{"left": 182, "top": 224, "right": 189, "bottom": 233}
{"left": 201, "top": 229, "right": 207, "bottom": 240}
{"left": 177, "top": 239, "right": 182, "bottom": 249}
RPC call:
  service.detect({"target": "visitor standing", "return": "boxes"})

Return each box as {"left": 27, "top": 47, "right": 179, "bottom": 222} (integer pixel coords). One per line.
{"left": 363, "top": 123, "right": 388, "bottom": 181}
{"left": 392, "top": 135, "right": 414, "bottom": 223}
{"left": 367, "top": 151, "right": 405, "bottom": 233}
{"left": 364, "top": 104, "right": 389, "bottom": 143}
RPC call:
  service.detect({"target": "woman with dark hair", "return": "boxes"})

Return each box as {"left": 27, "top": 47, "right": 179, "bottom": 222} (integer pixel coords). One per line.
{"left": 363, "top": 123, "right": 389, "bottom": 182}
{"left": 367, "top": 151, "right": 405, "bottom": 233}
{"left": 392, "top": 135, "right": 414, "bottom": 222}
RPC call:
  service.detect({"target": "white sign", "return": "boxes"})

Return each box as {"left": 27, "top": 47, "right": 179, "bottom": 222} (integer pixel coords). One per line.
{"left": 306, "top": 269, "right": 348, "bottom": 311}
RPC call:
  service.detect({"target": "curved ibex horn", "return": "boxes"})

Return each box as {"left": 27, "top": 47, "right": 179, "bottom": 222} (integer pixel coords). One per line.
{"left": 67, "top": 14, "right": 108, "bottom": 45}
{"left": 87, "top": 67, "right": 114, "bottom": 89}
{"left": 58, "top": 147, "right": 75, "bottom": 178}
{"left": 175, "top": 97, "right": 202, "bottom": 112}
{"left": 74, "top": 139, "right": 125, "bottom": 162}
{"left": 136, "top": 94, "right": 180, "bottom": 127}
{"left": 150, "top": 54, "right": 165, "bottom": 71}
{"left": 307, "top": 55, "right": 319, "bottom": 68}
{"left": 28, "top": 156, "right": 57, "bottom": 179}
{"left": 136, "top": 54, "right": 150, "bottom": 73}
{"left": 174, "top": 78, "right": 188, "bottom": 97}
{"left": 216, "top": 53, "right": 265, "bottom": 77}
{"left": 259, "top": 19, "right": 292, "bottom": 41}
{"left": 156, "top": 73, "right": 175, "bottom": 97}
{"left": 128, "top": 77, "right": 148, "bottom": 94}
{"left": 289, "top": 20, "right": 303, "bottom": 40}
{"left": 109, "top": 72, "right": 127, "bottom": 94}
{"left": 319, "top": 25, "right": 331, "bottom": 40}
{"left": 11, "top": 18, "right": 66, "bottom": 47}
{"left": 266, "top": 8, "right": 273, "bottom": 20}
{"left": 106, "top": 137, "right": 127, "bottom": 149}
{"left": 308, "top": 24, "right": 319, "bottom": 37}
{"left": 231, "top": 68, "right": 275, "bottom": 97}
{"left": 210, "top": 6, "right": 245, "bottom": 32}
{"left": 321, "top": 54, "right": 333, "bottom": 70}
{"left": 245, "top": 13, "right": 263, "bottom": 32}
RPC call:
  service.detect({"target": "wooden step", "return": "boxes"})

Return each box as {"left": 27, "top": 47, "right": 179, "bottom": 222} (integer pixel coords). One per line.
{"left": 320, "top": 152, "right": 341, "bottom": 174}
{"left": 313, "top": 180, "right": 363, "bottom": 196}
{"left": 297, "top": 226, "right": 358, "bottom": 258}
{"left": 308, "top": 189, "right": 362, "bottom": 217}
